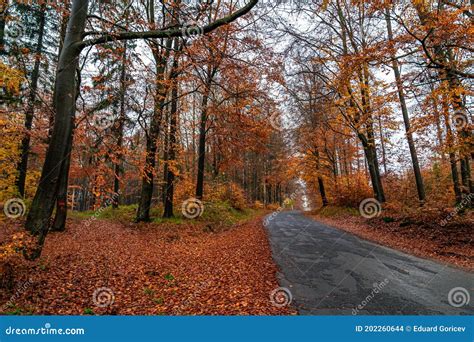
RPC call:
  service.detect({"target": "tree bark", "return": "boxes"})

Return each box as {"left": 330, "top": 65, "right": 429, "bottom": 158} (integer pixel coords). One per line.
{"left": 195, "top": 95, "right": 208, "bottom": 200}
{"left": 313, "top": 150, "right": 328, "bottom": 206}
{"left": 0, "top": 3, "right": 7, "bottom": 54}
{"left": 441, "top": 94, "right": 463, "bottom": 203}
{"left": 195, "top": 73, "right": 213, "bottom": 200}
{"left": 445, "top": 66, "right": 473, "bottom": 195}
{"left": 25, "top": 0, "right": 89, "bottom": 259}
{"left": 51, "top": 124, "right": 74, "bottom": 232}
{"left": 318, "top": 176, "right": 328, "bottom": 207}
{"left": 136, "top": 40, "right": 171, "bottom": 222}
{"left": 161, "top": 105, "right": 170, "bottom": 205}
{"left": 48, "top": 1, "right": 69, "bottom": 141}
{"left": 360, "top": 66, "right": 386, "bottom": 203}
{"left": 163, "top": 53, "right": 180, "bottom": 218}
{"left": 113, "top": 43, "right": 128, "bottom": 209}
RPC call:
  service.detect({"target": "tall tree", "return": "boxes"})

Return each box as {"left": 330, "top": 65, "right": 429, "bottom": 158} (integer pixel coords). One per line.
{"left": 163, "top": 42, "right": 181, "bottom": 218}
{"left": 112, "top": 42, "right": 128, "bottom": 209}
{"left": 411, "top": 0, "right": 473, "bottom": 202}
{"left": 385, "top": 7, "right": 426, "bottom": 203}
{"left": 195, "top": 65, "right": 217, "bottom": 200}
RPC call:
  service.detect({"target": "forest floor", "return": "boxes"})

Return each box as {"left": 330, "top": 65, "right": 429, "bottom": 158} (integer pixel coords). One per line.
{"left": 0, "top": 206, "right": 295, "bottom": 315}
{"left": 306, "top": 206, "right": 473, "bottom": 272}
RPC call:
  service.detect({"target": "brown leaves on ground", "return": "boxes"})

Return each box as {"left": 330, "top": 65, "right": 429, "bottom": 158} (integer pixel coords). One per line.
{"left": 0, "top": 217, "right": 296, "bottom": 315}
{"left": 308, "top": 208, "right": 473, "bottom": 272}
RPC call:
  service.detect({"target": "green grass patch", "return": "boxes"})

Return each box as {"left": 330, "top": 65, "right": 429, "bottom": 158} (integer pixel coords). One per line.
{"left": 164, "top": 273, "right": 175, "bottom": 281}
{"left": 152, "top": 216, "right": 185, "bottom": 225}
{"left": 199, "top": 200, "right": 259, "bottom": 225}
{"left": 314, "top": 206, "right": 360, "bottom": 218}
{"left": 143, "top": 287, "right": 155, "bottom": 296}
{"left": 69, "top": 200, "right": 263, "bottom": 227}
{"left": 83, "top": 308, "right": 94, "bottom": 315}
{"left": 382, "top": 217, "right": 396, "bottom": 223}
{"left": 2, "top": 304, "right": 33, "bottom": 315}
{"left": 69, "top": 204, "right": 138, "bottom": 221}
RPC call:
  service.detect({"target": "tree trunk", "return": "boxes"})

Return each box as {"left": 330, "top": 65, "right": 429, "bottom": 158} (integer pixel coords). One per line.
{"left": 337, "top": 4, "right": 385, "bottom": 203}
{"left": 360, "top": 66, "right": 386, "bottom": 203}
{"left": 136, "top": 118, "right": 160, "bottom": 222}
{"left": 51, "top": 125, "right": 74, "bottom": 232}
{"left": 25, "top": 0, "right": 89, "bottom": 259}
{"left": 113, "top": 43, "right": 128, "bottom": 209}
{"left": 47, "top": 1, "right": 69, "bottom": 141}
{"left": 314, "top": 150, "right": 328, "bottom": 206}
{"left": 163, "top": 51, "right": 180, "bottom": 218}
{"left": 377, "top": 116, "right": 388, "bottom": 175}
{"left": 318, "top": 177, "right": 328, "bottom": 207}
{"left": 385, "top": 8, "right": 426, "bottom": 202}
{"left": 15, "top": 3, "right": 46, "bottom": 197}
{"left": 441, "top": 95, "right": 463, "bottom": 203}
{"left": 161, "top": 105, "right": 170, "bottom": 205}
{"left": 136, "top": 34, "right": 173, "bottom": 222}
{"left": 445, "top": 66, "right": 473, "bottom": 196}
{"left": 359, "top": 133, "right": 385, "bottom": 203}
{"left": 195, "top": 82, "right": 211, "bottom": 200}
{"left": 431, "top": 92, "right": 446, "bottom": 161}
{"left": 0, "top": 3, "right": 7, "bottom": 54}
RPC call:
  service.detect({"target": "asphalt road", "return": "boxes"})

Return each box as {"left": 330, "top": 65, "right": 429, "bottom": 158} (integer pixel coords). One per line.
{"left": 265, "top": 211, "right": 474, "bottom": 315}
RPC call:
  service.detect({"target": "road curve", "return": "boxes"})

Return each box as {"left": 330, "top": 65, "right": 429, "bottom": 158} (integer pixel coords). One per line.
{"left": 265, "top": 211, "right": 474, "bottom": 315}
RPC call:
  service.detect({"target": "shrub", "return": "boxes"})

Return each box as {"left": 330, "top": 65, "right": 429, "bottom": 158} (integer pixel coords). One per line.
{"left": 0, "top": 232, "right": 35, "bottom": 290}
{"left": 225, "top": 183, "right": 246, "bottom": 210}
{"left": 267, "top": 203, "right": 280, "bottom": 211}
{"left": 254, "top": 200, "right": 264, "bottom": 209}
